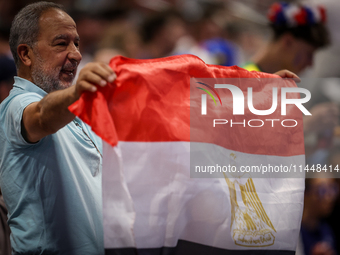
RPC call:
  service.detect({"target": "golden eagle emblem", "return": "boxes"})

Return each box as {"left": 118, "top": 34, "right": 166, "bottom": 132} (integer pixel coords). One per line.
{"left": 224, "top": 153, "right": 276, "bottom": 247}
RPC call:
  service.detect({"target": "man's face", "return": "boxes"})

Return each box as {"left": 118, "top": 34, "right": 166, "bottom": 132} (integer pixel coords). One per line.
{"left": 31, "top": 9, "right": 82, "bottom": 93}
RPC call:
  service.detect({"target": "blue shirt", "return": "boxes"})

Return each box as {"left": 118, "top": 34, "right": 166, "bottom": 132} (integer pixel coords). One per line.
{"left": 0, "top": 77, "right": 104, "bottom": 254}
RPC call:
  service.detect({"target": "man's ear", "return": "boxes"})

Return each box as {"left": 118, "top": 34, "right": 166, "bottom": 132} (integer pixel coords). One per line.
{"left": 17, "top": 44, "right": 33, "bottom": 67}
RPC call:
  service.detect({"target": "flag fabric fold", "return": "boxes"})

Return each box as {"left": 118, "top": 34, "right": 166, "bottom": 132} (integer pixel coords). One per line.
{"left": 69, "top": 54, "right": 305, "bottom": 254}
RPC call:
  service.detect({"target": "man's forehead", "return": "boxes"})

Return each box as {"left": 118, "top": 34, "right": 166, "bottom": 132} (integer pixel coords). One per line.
{"left": 39, "top": 9, "right": 77, "bottom": 34}
{"left": 53, "top": 34, "right": 80, "bottom": 41}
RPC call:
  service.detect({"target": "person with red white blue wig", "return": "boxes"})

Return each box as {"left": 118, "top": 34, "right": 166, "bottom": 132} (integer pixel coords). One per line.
{"left": 243, "top": 1, "right": 329, "bottom": 75}
{"left": 243, "top": 2, "right": 338, "bottom": 137}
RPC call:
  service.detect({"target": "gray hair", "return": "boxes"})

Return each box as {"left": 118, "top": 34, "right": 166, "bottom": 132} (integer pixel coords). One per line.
{"left": 9, "top": 1, "right": 65, "bottom": 69}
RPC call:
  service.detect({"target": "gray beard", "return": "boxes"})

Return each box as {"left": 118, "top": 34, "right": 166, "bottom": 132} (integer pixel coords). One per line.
{"left": 31, "top": 66, "right": 62, "bottom": 93}
{"left": 31, "top": 51, "right": 76, "bottom": 93}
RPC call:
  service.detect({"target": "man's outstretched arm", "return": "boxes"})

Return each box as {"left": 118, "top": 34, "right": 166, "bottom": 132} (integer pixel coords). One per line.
{"left": 22, "top": 62, "right": 115, "bottom": 143}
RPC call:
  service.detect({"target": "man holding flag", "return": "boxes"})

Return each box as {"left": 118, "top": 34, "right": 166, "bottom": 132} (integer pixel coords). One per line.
{"left": 0, "top": 2, "right": 115, "bottom": 254}
{"left": 0, "top": 1, "right": 301, "bottom": 254}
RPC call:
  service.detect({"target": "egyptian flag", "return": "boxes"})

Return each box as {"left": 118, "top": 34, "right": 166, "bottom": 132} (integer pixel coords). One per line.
{"left": 69, "top": 55, "right": 305, "bottom": 255}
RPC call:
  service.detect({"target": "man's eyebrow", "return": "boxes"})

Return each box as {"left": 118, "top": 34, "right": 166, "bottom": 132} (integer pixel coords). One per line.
{"left": 52, "top": 34, "right": 80, "bottom": 41}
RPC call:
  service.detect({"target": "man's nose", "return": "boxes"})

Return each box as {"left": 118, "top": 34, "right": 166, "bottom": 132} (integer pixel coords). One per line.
{"left": 68, "top": 44, "right": 82, "bottom": 63}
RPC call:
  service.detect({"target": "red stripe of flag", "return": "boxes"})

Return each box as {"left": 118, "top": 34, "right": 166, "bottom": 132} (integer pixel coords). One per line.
{"left": 69, "top": 54, "right": 304, "bottom": 156}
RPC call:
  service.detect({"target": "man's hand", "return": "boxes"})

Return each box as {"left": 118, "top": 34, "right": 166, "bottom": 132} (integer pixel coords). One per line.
{"left": 74, "top": 62, "right": 116, "bottom": 98}
{"left": 22, "top": 62, "right": 116, "bottom": 143}
{"left": 274, "top": 69, "right": 301, "bottom": 83}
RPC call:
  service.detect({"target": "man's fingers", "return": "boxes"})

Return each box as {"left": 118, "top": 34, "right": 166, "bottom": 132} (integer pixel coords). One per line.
{"left": 77, "top": 62, "right": 117, "bottom": 94}
{"left": 108, "top": 73, "right": 116, "bottom": 83}
{"left": 101, "top": 63, "right": 115, "bottom": 77}
{"left": 88, "top": 63, "right": 115, "bottom": 83}
{"left": 83, "top": 72, "right": 108, "bottom": 87}
{"left": 274, "top": 70, "right": 301, "bottom": 83}
{"left": 78, "top": 80, "right": 97, "bottom": 93}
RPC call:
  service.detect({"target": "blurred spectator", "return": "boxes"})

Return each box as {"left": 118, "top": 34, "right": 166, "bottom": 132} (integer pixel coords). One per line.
{"left": 139, "top": 10, "right": 187, "bottom": 59}
{"left": 94, "top": 19, "right": 142, "bottom": 63}
{"left": 242, "top": 2, "right": 329, "bottom": 74}
{"left": 194, "top": 6, "right": 242, "bottom": 66}
{"left": 303, "top": 0, "right": 340, "bottom": 78}
{"left": 201, "top": 37, "right": 240, "bottom": 66}
{"left": 0, "top": 56, "right": 16, "bottom": 102}
{"left": 298, "top": 174, "right": 338, "bottom": 255}
{"left": 297, "top": 0, "right": 340, "bottom": 120}
{"left": 137, "top": 8, "right": 215, "bottom": 64}
{"left": 325, "top": 148, "right": 340, "bottom": 254}
{"left": 242, "top": 2, "right": 338, "bottom": 139}
{"left": 0, "top": 25, "right": 11, "bottom": 56}
{"left": 0, "top": 24, "right": 16, "bottom": 103}
{"left": 0, "top": 189, "right": 11, "bottom": 255}
{"left": 171, "top": 35, "right": 215, "bottom": 64}
{"left": 72, "top": 11, "right": 107, "bottom": 56}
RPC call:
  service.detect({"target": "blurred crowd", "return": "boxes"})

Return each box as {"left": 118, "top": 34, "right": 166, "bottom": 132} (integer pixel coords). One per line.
{"left": 1, "top": 0, "right": 340, "bottom": 254}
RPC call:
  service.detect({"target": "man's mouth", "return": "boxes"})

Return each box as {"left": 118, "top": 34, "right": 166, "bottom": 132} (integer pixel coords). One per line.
{"left": 61, "top": 69, "right": 75, "bottom": 76}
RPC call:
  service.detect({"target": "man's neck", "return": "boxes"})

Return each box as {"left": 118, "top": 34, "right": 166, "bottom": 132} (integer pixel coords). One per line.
{"left": 17, "top": 68, "right": 33, "bottom": 83}
{"left": 251, "top": 42, "right": 285, "bottom": 74}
